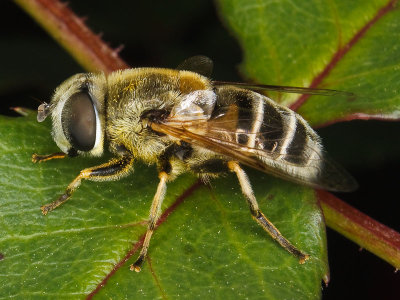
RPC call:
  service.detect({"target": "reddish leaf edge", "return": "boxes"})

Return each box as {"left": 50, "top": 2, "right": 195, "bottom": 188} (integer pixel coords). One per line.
{"left": 290, "top": 0, "right": 398, "bottom": 114}
{"left": 315, "top": 112, "right": 400, "bottom": 128}
{"left": 86, "top": 180, "right": 203, "bottom": 300}
{"left": 318, "top": 190, "right": 400, "bottom": 270}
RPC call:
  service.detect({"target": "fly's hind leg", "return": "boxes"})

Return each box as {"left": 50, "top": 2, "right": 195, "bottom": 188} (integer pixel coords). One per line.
{"left": 130, "top": 171, "right": 169, "bottom": 272}
{"left": 40, "top": 154, "right": 134, "bottom": 215}
{"left": 227, "top": 161, "right": 309, "bottom": 264}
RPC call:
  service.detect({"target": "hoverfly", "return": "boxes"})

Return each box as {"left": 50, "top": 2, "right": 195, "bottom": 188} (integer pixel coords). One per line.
{"left": 33, "top": 56, "right": 357, "bottom": 271}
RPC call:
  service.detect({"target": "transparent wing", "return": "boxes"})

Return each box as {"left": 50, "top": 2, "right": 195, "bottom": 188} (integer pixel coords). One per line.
{"left": 176, "top": 56, "right": 354, "bottom": 97}
{"left": 168, "top": 89, "right": 217, "bottom": 122}
{"left": 212, "top": 81, "right": 355, "bottom": 97}
{"left": 152, "top": 103, "right": 357, "bottom": 192}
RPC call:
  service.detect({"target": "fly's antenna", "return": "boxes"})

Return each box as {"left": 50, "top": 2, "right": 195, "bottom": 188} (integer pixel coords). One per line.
{"left": 30, "top": 96, "right": 46, "bottom": 105}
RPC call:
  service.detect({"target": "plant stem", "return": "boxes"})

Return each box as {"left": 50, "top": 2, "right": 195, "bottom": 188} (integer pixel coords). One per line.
{"left": 14, "top": 0, "right": 129, "bottom": 73}
{"left": 318, "top": 190, "right": 400, "bottom": 270}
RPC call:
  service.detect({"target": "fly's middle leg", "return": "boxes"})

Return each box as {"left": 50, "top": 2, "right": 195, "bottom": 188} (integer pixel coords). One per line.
{"left": 131, "top": 171, "right": 169, "bottom": 272}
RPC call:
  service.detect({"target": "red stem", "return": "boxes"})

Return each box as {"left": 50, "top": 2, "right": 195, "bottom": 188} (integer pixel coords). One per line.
{"left": 318, "top": 190, "right": 400, "bottom": 269}
{"left": 14, "top": 0, "right": 129, "bottom": 73}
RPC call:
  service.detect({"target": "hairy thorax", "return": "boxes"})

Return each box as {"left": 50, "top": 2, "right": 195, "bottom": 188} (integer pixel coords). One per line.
{"left": 104, "top": 68, "right": 212, "bottom": 163}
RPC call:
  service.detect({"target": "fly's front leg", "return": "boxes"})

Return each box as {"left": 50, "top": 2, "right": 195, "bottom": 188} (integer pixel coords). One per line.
{"left": 130, "top": 171, "right": 169, "bottom": 272}
{"left": 227, "top": 161, "right": 309, "bottom": 264}
{"left": 40, "top": 154, "right": 134, "bottom": 215}
{"left": 32, "top": 152, "right": 67, "bottom": 163}
{"left": 32, "top": 147, "right": 79, "bottom": 163}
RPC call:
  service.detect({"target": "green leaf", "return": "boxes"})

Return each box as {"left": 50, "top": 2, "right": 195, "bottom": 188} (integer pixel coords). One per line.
{"left": 216, "top": 0, "right": 400, "bottom": 126}
{"left": 0, "top": 113, "right": 327, "bottom": 299}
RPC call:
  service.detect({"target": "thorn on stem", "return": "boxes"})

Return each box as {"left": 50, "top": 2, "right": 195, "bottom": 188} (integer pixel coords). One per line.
{"left": 114, "top": 44, "right": 125, "bottom": 54}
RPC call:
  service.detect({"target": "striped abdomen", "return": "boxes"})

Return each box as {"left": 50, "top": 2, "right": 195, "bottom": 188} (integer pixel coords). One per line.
{"left": 211, "top": 86, "right": 356, "bottom": 192}
{"left": 213, "top": 85, "right": 322, "bottom": 163}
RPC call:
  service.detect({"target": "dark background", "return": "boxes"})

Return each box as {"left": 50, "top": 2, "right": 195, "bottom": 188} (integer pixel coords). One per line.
{"left": 1, "top": 1, "right": 399, "bottom": 299}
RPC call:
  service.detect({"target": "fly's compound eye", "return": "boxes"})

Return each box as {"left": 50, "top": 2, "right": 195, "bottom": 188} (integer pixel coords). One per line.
{"left": 61, "top": 91, "right": 97, "bottom": 152}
